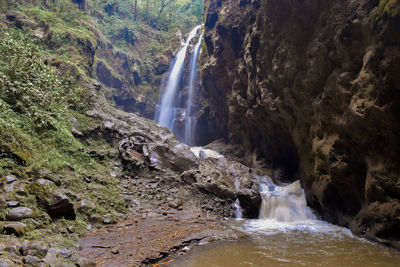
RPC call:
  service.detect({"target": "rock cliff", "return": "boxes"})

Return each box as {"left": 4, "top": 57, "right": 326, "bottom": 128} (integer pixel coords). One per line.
{"left": 201, "top": 0, "right": 400, "bottom": 247}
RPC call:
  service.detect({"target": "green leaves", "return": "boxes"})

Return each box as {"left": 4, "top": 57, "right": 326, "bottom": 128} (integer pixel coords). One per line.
{"left": 0, "top": 30, "right": 66, "bottom": 130}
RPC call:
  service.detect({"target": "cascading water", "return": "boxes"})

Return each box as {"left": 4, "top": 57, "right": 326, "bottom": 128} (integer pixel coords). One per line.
{"left": 234, "top": 178, "right": 243, "bottom": 219}
{"left": 184, "top": 32, "right": 204, "bottom": 145}
{"left": 246, "top": 177, "right": 320, "bottom": 232}
{"left": 155, "top": 25, "right": 203, "bottom": 130}
{"left": 259, "top": 178, "right": 315, "bottom": 222}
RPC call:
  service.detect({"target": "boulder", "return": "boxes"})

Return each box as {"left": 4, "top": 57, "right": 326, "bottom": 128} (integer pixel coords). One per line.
{"left": 0, "top": 222, "right": 27, "bottom": 236}
{"left": 45, "top": 191, "right": 76, "bottom": 220}
{"left": 73, "top": 200, "right": 96, "bottom": 215}
{"left": 6, "top": 207, "right": 33, "bottom": 221}
{"left": 5, "top": 175, "right": 17, "bottom": 184}
{"left": 27, "top": 180, "right": 76, "bottom": 220}
{"left": 21, "top": 240, "right": 49, "bottom": 257}
{"left": 23, "top": 255, "right": 41, "bottom": 266}
{"left": 238, "top": 189, "right": 262, "bottom": 219}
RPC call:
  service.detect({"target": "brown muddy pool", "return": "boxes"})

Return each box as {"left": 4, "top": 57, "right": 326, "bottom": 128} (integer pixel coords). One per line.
{"left": 169, "top": 220, "right": 400, "bottom": 267}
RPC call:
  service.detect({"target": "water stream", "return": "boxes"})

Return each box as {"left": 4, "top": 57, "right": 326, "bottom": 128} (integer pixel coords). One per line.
{"left": 155, "top": 25, "right": 203, "bottom": 134}
{"left": 184, "top": 32, "right": 203, "bottom": 145}
{"left": 170, "top": 173, "right": 400, "bottom": 266}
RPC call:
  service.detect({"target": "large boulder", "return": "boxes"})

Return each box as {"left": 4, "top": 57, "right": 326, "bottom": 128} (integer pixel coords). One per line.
{"left": 26, "top": 180, "right": 76, "bottom": 220}
{"left": 238, "top": 189, "right": 262, "bottom": 219}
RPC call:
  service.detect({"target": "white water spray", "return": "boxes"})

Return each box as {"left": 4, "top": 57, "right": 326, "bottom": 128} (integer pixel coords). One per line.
{"left": 156, "top": 25, "right": 203, "bottom": 130}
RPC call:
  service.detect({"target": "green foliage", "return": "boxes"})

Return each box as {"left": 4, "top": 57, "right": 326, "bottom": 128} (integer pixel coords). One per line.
{"left": 374, "top": 0, "right": 400, "bottom": 28}
{"left": 0, "top": 30, "right": 64, "bottom": 129}
{"left": 0, "top": 29, "right": 94, "bottom": 175}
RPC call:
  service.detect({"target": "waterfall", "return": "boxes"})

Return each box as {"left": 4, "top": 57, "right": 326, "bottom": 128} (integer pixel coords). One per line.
{"left": 234, "top": 178, "right": 243, "bottom": 219}
{"left": 155, "top": 25, "right": 203, "bottom": 130}
{"left": 258, "top": 178, "right": 316, "bottom": 222}
{"left": 184, "top": 32, "right": 204, "bottom": 145}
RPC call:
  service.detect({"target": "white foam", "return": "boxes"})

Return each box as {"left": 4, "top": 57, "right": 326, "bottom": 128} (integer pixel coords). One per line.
{"left": 190, "top": 147, "right": 223, "bottom": 159}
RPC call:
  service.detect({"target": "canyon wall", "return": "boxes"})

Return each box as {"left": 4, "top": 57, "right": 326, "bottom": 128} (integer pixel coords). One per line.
{"left": 201, "top": 0, "right": 400, "bottom": 246}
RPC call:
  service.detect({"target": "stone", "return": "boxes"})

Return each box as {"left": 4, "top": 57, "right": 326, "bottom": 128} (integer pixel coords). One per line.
{"left": 57, "top": 249, "right": 71, "bottom": 258}
{"left": 238, "top": 189, "right": 262, "bottom": 219}
{"left": 6, "top": 207, "right": 33, "bottom": 221}
{"left": 73, "top": 200, "right": 96, "bottom": 215}
{"left": 23, "top": 255, "right": 41, "bottom": 265}
{"left": 21, "top": 240, "right": 49, "bottom": 257}
{"left": 180, "top": 170, "right": 198, "bottom": 185}
{"left": 103, "top": 218, "right": 112, "bottom": 224}
{"left": 4, "top": 182, "right": 17, "bottom": 193}
{"left": 6, "top": 201, "right": 19, "bottom": 207}
{"left": 0, "top": 258, "right": 17, "bottom": 267}
{"left": 36, "top": 179, "right": 56, "bottom": 187}
{"left": 27, "top": 181, "right": 76, "bottom": 220}
{"left": 44, "top": 249, "right": 66, "bottom": 267}
{"left": 5, "top": 176, "right": 17, "bottom": 184}
{"left": 0, "top": 222, "right": 27, "bottom": 236}
{"left": 111, "top": 248, "right": 119, "bottom": 254}
{"left": 77, "top": 258, "right": 96, "bottom": 267}
{"left": 162, "top": 210, "right": 168, "bottom": 216}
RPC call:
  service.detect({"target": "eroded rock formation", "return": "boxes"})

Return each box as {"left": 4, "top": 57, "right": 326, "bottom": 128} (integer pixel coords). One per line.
{"left": 201, "top": 0, "right": 400, "bottom": 247}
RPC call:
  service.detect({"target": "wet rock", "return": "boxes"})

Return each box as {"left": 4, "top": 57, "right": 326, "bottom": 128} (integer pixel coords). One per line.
{"left": 21, "top": 240, "right": 49, "bottom": 257}
{"left": 6, "top": 207, "right": 33, "bottom": 221}
{"left": 0, "top": 222, "right": 26, "bottom": 236}
{"left": 23, "top": 255, "right": 41, "bottom": 266}
{"left": 238, "top": 189, "right": 261, "bottom": 219}
{"left": 73, "top": 200, "right": 96, "bottom": 215}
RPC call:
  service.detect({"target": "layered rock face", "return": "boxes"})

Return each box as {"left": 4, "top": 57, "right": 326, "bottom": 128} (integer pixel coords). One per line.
{"left": 201, "top": 0, "right": 400, "bottom": 246}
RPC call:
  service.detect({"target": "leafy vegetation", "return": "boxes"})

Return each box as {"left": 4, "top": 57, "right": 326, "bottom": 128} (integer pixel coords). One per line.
{"left": 374, "top": 0, "right": 400, "bottom": 29}
{"left": 0, "top": 29, "right": 91, "bottom": 174}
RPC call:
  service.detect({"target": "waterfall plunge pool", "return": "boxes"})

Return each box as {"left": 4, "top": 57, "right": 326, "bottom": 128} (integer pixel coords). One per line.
{"left": 169, "top": 220, "right": 400, "bottom": 267}
{"left": 168, "top": 173, "right": 400, "bottom": 266}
